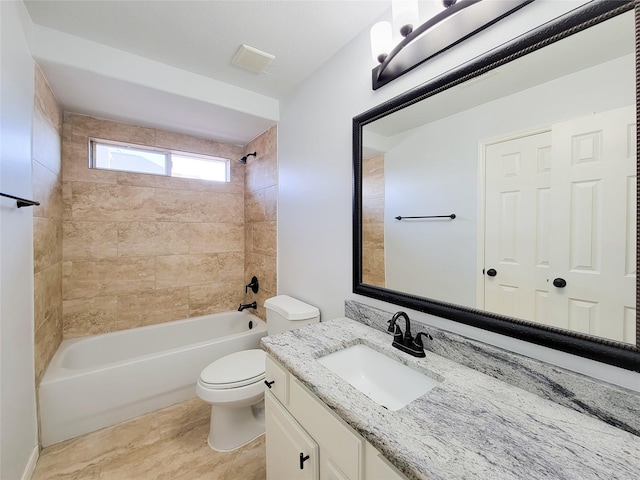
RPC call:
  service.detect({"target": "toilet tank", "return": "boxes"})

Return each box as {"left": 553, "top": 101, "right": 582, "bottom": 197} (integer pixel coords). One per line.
{"left": 264, "top": 295, "right": 320, "bottom": 335}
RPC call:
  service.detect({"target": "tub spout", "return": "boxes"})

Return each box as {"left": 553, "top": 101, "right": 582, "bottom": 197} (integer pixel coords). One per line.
{"left": 238, "top": 301, "right": 257, "bottom": 311}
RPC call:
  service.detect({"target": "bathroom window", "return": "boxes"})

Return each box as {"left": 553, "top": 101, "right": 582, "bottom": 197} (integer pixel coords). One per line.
{"left": 89, "top": 139, "right": 230, "bottom": 182}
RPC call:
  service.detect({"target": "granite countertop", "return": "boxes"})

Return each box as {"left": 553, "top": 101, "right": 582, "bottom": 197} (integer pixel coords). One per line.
{"left": 260, "top": 317, "right": 640, "bottom": 480}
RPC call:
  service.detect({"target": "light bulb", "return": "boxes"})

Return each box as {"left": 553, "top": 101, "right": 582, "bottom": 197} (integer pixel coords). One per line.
{"left": 392, "top": 0, "right": 419, "bottom": 37}
{"left": 370, "top": 21, "right": 393, "bottom": 63}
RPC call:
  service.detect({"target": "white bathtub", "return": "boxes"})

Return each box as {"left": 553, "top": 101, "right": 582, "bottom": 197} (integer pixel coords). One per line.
{"left": 39, "top": 311, "right": 267, "bottom": 447}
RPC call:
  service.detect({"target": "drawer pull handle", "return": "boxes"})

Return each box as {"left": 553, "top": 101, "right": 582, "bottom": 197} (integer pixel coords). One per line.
{"left": 299, "top": 452, "right": 310, "bottom": 470}
{"left": 264, "top": 380, "right": 275, "bottom": 389}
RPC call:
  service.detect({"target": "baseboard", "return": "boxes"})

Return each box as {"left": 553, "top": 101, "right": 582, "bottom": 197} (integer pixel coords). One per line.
{"left": 21, "top": 446, "right": 39, "bottom": 480}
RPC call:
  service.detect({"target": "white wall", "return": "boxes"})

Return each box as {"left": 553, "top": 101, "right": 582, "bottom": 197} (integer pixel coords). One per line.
{"left": 0, "top": 1, "right": 39, "bottom": 478}
{"left": 278, "top": 1, "right": 640, "bottom": 391}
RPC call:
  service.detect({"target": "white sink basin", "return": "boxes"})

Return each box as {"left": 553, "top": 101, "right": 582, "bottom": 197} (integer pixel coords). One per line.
{"left": 317, "top": 344, "right": 439, "bottom": 411}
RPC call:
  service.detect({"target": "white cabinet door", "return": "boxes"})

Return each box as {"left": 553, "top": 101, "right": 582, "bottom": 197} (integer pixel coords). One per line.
{"left": 289, "top": 377, "right": 363, "bottom": 480}
{"left": 322, "top": 459, "right": 351, "bottom": 480}
{"left": 265, "top": 391, "right": 319, "bottom": 480}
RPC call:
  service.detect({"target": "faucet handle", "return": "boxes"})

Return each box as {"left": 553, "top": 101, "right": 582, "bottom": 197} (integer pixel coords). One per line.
{"left": 386, "top": 318, "right": 395, "bottom": 333}
{"left": 391, "top": 324, "right": 403, "bottom": 344}
{"left": 412, "top": 331, "right": 433, "bottom": 351}
{"left": 245, "top": 276, "right": 259, "bottom": 294}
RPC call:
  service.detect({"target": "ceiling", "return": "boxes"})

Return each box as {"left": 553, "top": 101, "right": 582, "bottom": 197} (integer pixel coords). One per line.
{"left": 24, "top": 0, "right": 390, "bottom": 144}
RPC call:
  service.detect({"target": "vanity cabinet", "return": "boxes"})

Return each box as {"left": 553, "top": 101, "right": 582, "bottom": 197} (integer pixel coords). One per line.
{"left": 265, "top": 354, "right": 407, "bottom": 480}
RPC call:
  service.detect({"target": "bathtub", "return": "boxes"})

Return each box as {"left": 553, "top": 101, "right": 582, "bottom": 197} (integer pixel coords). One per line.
{"left": 39, "top": 311, "right": 267, "bottom": 447}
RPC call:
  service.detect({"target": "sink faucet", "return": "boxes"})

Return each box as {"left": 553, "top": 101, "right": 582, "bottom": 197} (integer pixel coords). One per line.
{"left": 238, "top": 301, "right": 257, "bottom": 311}
{"left": 387, "top": 311, "right": 432, "bottom": 358}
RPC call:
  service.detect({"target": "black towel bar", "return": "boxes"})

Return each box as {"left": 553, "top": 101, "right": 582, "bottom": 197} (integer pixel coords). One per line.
{"left": 395, "top": 214, "right": 456, "bottom": 220}
{"left": 0, "top": 191, "right": 40, "bottom": 208}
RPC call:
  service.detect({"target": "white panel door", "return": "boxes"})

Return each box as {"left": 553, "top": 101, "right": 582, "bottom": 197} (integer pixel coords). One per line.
{"left": 484, "top": 131, "right": 553, "bottom": 323}
{"left": 484, "top": 106, "right": 636, "bottom": 344}
{"left": 549, "top": 106, "right": 636, "bottom": 343}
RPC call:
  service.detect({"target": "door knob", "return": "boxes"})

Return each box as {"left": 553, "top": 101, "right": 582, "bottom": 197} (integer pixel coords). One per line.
{"left": 553, "top": 278, "right": 567, "bottom": 288}
{"left": 486, "top": 268, "right": 497, "bottom": 277}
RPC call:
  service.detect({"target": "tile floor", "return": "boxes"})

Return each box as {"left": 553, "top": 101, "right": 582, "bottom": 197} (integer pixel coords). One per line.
{"left": 32, "top": 398, "right": 266, "bottom": 480}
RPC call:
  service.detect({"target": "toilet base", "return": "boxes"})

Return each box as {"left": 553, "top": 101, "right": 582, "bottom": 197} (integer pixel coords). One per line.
{"left": 207, "top": 399, "right": 265, "bottom": 452}
{"left": 207, "top": 430, "right": 264, "bottom": 453}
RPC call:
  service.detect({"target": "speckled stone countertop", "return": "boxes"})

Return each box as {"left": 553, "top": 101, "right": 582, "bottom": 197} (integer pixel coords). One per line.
{"left": 260, "top": 318, "right": 640, "bottom": 480}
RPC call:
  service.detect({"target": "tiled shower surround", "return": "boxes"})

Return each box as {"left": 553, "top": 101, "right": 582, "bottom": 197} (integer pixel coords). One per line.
{"left": 243, "top": 126, "right": 278, "bottom": 319}
{"left": 62, "top": 113, "right": 244, "bottom": 336}
{"left": 362, "top": 154, "right": 385, "bottom": 287}
{"left": 32, "top": 66, "right": 63, "bottom": 386}
{"left": 60, "top": 114, "right": 277, "bottom": 338}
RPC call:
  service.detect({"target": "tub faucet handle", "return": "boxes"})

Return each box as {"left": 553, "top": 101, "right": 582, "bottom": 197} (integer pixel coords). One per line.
{"left": 245, "top": 276, "right": 259, "bottom": 294}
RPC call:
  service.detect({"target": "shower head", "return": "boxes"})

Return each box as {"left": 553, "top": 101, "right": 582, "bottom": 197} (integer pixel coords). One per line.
{"left": 240, "top": 152, "right": 257, "bottom": 163}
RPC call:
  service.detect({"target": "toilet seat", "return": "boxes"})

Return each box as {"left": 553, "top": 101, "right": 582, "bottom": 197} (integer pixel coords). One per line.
{"left": 199, "top": 349, "right": 265, "bottom": 390}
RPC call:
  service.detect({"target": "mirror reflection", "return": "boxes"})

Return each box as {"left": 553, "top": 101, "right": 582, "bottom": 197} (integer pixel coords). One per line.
{"left": 361, "top": 10, "right": 636, "bottom": 345}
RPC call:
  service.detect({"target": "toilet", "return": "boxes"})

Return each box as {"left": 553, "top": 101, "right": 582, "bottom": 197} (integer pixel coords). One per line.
{"left": 196, "top": 295, "right": 320, "bottom": 451}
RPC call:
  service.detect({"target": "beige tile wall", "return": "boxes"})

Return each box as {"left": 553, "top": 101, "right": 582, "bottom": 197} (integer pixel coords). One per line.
{"left": 33, "top": 65, "right": 63, "bottom": 386}
{"left": 243, "top": 126, "right": 278, "bottom": 320}
{"left": 61, "top": 113, "right": 247, "bottom": 337}
{"left": 362, "top": 154, "right": 385, "bottom": 287}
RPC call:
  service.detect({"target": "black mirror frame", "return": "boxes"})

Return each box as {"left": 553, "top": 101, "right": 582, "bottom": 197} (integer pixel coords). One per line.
{"left": 353, "top": 0, "right": 640, "bottom": 372}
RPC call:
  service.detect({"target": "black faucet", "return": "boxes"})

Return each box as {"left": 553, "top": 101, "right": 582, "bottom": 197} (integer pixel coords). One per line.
{"left": 238, "top": 301, "right": 257, "bottom": 311}
{"left": 387, "top": 311, "right": 432, "bottom": 357}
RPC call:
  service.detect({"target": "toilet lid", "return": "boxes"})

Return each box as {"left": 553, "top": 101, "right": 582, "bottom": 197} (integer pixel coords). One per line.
{"left": 200, "top": 349, "right": 265, "bottom": 389}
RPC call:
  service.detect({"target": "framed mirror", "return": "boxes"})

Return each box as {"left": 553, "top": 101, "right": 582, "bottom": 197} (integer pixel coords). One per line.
{"left": 353, "top": 0, "right": 640, "bottom": 371}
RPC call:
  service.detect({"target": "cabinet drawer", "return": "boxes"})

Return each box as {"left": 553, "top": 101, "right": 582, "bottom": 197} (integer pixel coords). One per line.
{"left": 289, "top": 377, "right": 363, "bottom": 480}
{"left": 265, "top": 354, "right": 289, "bottom": 405}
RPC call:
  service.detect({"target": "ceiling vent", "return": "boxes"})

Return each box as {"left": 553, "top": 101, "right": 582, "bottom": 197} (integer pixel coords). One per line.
{"left": 232, "top": 44, "right": 275, "bottom": 74}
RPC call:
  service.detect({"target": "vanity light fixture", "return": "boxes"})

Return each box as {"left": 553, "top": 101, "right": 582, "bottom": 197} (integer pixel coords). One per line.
{"left": 370, "top": 0, "right": 534, "bottom": 89}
